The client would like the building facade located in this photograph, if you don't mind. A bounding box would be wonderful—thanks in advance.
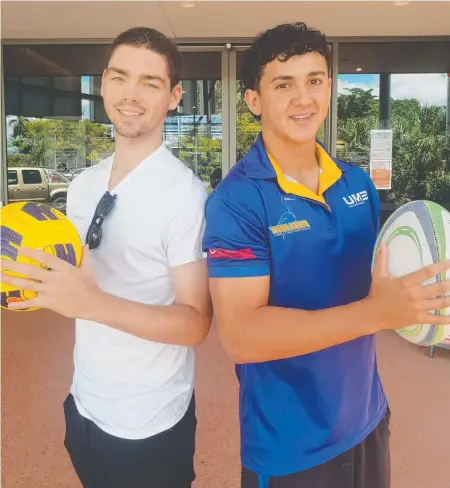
[1,1,450,218]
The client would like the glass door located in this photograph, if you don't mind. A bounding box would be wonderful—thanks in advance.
[164,49,225,193]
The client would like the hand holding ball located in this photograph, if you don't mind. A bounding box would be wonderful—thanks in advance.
[1,202,83,312]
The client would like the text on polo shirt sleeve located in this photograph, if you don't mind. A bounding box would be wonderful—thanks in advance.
[202,191,270,278]
[164,181,208,267]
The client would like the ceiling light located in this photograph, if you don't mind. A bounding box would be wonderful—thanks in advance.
[356,68,362,71]
[181,1,196,7]
[393,1,410,6]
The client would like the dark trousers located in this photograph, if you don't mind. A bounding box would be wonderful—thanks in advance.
[63,393,197,488]
[242,408,391,488]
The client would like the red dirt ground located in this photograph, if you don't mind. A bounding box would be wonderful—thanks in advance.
[2,309,449,488]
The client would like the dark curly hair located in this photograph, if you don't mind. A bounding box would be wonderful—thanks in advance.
[108,27,182,89]
[240,22,331,92]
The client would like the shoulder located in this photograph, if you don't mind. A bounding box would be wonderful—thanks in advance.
[207,158,265,214]
[157,146,196,182]
[158,147,208,213]
[66,158,112,218]
[68,157,111,195]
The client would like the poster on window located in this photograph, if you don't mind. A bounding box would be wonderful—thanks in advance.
[370,130,393,190]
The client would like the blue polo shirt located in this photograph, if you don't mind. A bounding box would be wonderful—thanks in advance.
[202,133,388,477]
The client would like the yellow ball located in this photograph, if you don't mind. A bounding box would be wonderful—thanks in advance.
[1,202,83,312]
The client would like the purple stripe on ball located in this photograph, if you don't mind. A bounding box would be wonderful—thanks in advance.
[54,244,77,266]
[1,226,23,260]
[22,203,58,221]
[1,290,22,308]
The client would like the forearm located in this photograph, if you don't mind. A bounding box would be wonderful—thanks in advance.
[83,290,210,346]
[222,298,379,363]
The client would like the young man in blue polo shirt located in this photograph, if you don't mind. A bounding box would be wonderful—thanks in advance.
[202,23,450,488]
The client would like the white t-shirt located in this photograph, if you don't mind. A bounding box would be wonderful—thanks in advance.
[66,144,207,440]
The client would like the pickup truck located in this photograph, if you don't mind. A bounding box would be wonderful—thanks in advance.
[7,167,70,213]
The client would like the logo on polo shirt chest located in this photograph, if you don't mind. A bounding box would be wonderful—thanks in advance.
[269,194,311,238]
[343,191,368,207]
[269,220,311,237]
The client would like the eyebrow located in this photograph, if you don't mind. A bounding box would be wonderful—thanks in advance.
[106,67,167,83]
[271,71,328,83]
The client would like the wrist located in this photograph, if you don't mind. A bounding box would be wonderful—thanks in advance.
[81,286,106,321]
[359,296,382,334]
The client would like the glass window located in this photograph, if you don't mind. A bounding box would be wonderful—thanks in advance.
[163,52,222,192]
[4,45,222,202]
[22,169,42,185]
[338,40,450,212]
[7,170,18,185]
[337,74,380,172]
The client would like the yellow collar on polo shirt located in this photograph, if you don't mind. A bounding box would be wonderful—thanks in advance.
[267,142,343,205]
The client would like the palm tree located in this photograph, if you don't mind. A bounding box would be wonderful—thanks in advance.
[8,116,29,139]
[392,104,448,202]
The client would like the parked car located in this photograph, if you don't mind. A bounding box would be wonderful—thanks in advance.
[7,167,70,213]
[64,167,87,181]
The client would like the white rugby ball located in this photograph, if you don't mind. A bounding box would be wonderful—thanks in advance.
[372,200,450,346]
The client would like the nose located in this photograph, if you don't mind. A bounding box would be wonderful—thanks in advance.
[291,86,312,106]
[121,80,141,103]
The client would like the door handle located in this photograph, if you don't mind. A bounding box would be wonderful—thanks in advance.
[10,188,19,192]
[36,186,45,190]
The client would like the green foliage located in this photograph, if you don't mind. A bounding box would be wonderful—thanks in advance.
[337,88,449,205]
[178,133,221,184]
[8,85,449,206]
[7,117,115,169]
[338,88,379,120]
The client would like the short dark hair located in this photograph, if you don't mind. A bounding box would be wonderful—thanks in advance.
[108,27,182,88]
[240,22,331,92]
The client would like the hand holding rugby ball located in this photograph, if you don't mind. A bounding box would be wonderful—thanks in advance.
[371,200,450,346]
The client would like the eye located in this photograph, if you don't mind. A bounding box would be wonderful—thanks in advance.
[309,78,323,85]
[276,83,290,89]
[111,76,124,82]
[145,83,159,89]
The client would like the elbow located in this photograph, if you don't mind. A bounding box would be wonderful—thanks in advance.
[226,348,248,364]
[226,346,255,364]
[216,319,257,364]
[221,337,255,364]
[189,315,212,346]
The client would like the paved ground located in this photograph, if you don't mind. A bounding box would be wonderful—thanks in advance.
[2,309,450,488]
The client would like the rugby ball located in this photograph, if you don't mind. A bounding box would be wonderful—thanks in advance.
[372,200,450,346]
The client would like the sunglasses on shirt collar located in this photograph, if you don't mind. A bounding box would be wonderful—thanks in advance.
[85,191,117,250]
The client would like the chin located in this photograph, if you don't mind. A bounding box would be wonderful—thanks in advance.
[285,132,318,145]
[274,123,318,146]
[113,123,146,139]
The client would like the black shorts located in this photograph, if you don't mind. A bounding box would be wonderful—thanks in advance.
[63,393,197,488]
[242,407,391,488]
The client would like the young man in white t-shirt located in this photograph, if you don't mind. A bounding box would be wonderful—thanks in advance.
[3,27,212,487]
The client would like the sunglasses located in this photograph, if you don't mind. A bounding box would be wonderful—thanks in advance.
[85,191,117,250]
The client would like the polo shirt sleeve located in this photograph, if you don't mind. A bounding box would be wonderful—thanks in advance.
[164,181,207,267]
[202,191,270,278]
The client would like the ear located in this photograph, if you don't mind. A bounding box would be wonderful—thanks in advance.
[169,84,183,111]
[245,89,262,118]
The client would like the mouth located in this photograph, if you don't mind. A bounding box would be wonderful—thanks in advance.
[290,113,314,121]
[117,109,144,118]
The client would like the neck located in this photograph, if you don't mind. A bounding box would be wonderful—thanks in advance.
[113,130,163,173]
[262,128,318,177]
